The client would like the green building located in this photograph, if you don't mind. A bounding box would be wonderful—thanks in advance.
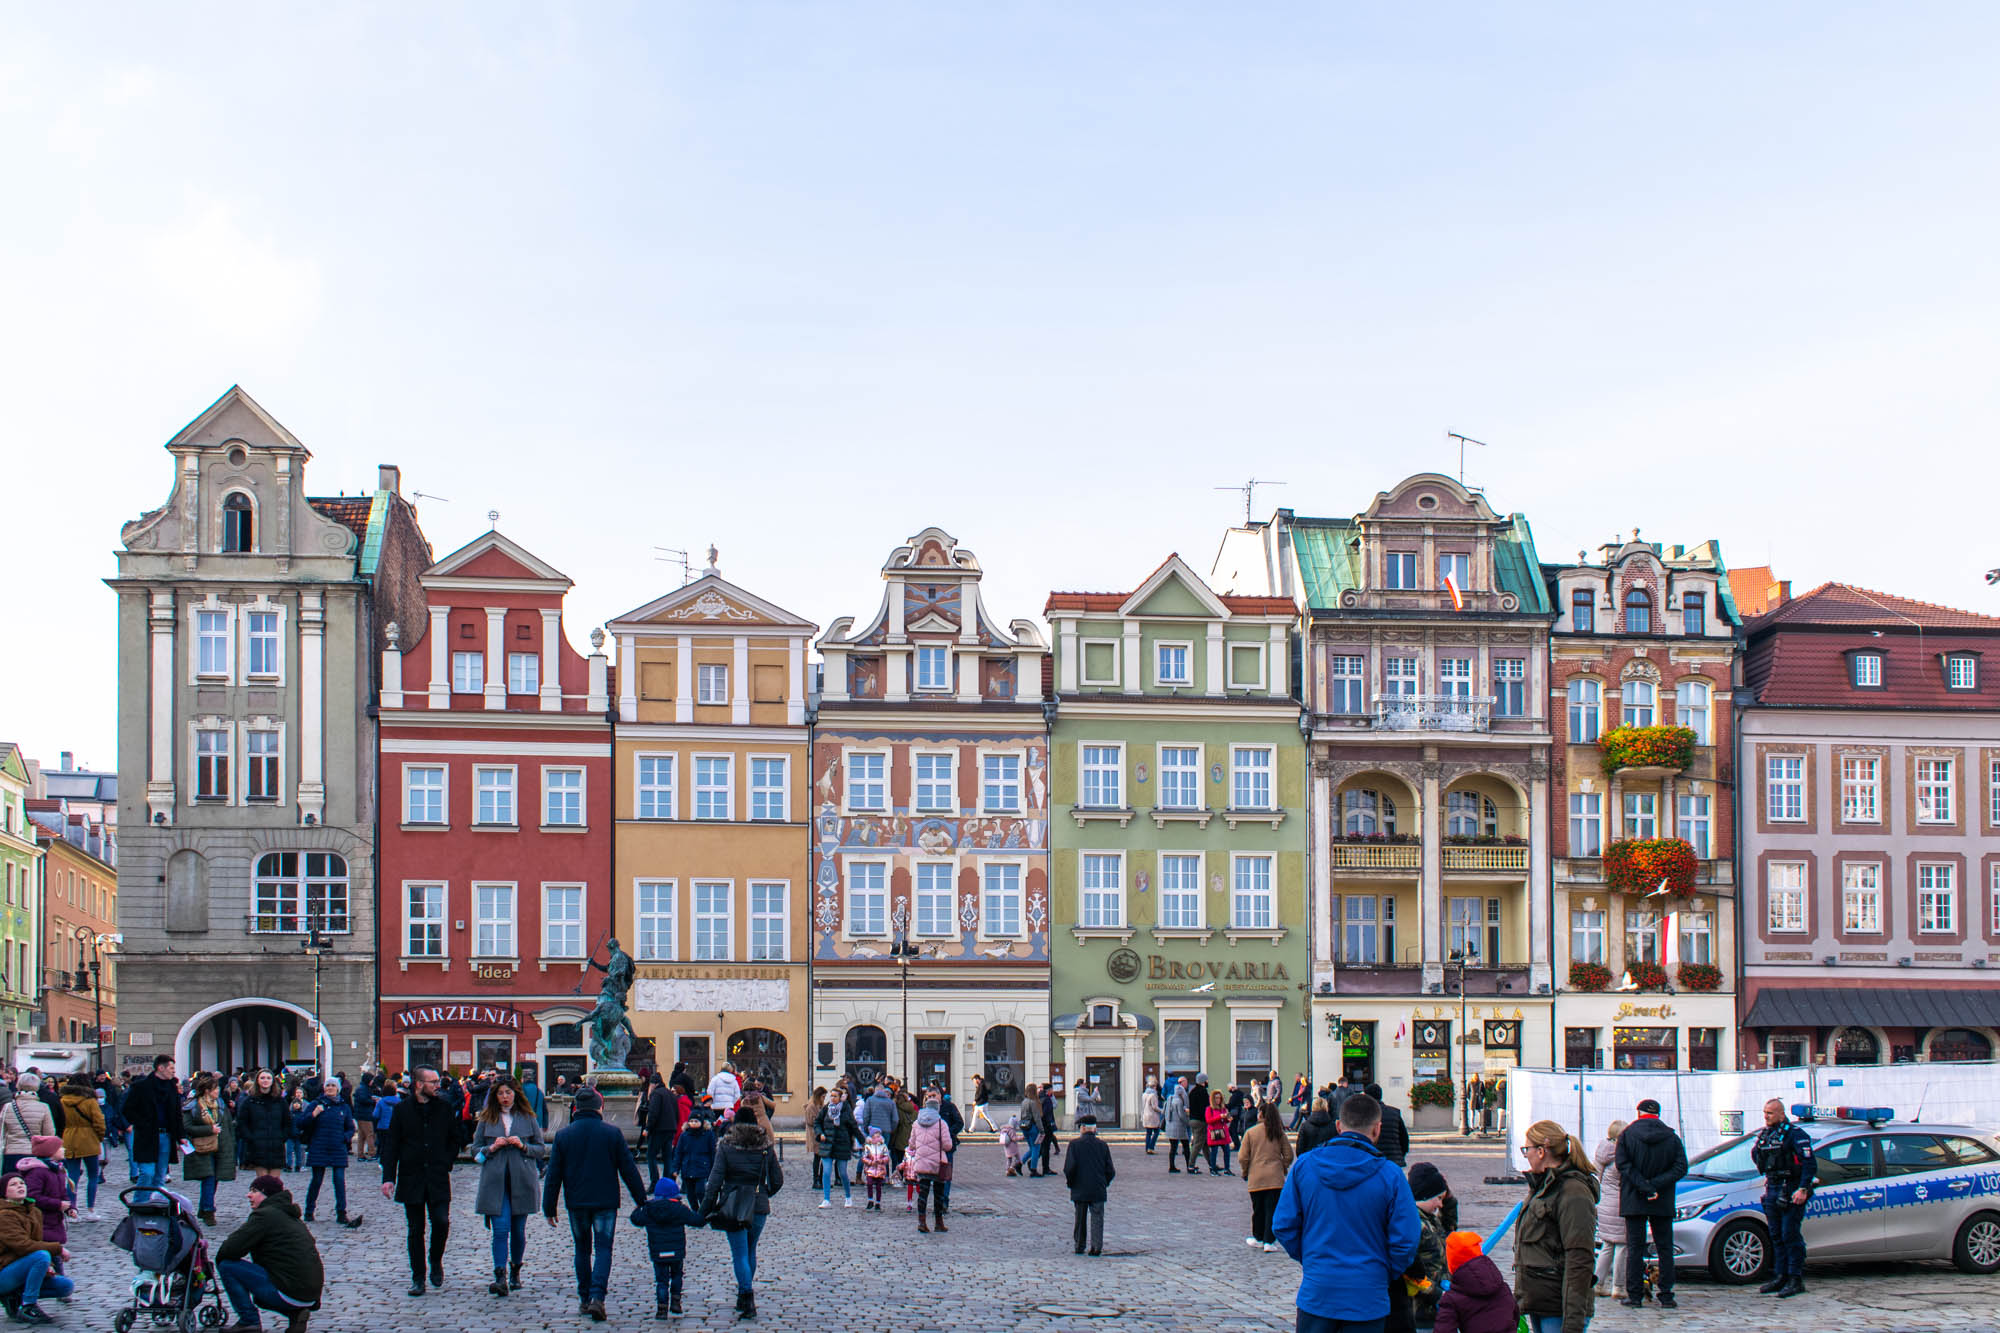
[1044,557,1306,1128]
[0,743,43,1063]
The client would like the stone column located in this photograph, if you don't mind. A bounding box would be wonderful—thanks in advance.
[1205,623,1224,696]
[146,591,176,824]
[787,636,806,725]
[618,634,638,721]
[427,606,449,710]
[297,591,326,826]
[484,608,506,710]
[1529,768,1552,992]
[732,635,750,724]
[540,609,562,711]
[1421,749,1443,991]
[675,635,693,722]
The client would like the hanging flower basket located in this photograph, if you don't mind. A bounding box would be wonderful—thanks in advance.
[1678,962,1723,992]
[1569,961,1612,992]
[1597,725,1697,774]
[1629,960,1670,991]
[1603,838,1700,897]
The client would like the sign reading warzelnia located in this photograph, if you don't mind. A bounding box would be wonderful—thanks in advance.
[1147,956,1289,981]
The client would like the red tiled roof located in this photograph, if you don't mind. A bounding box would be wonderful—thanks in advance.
[1043,590,1296,616]
[308,496,373,539]
[1750,582,2000,631]
[1745,628,2000,709]
[1220,595,1298,616]
[1729,566,1784,618]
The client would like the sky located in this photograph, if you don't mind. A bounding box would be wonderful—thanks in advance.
[4,3,1998,771]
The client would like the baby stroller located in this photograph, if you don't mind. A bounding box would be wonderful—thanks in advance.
[109,1186,227,1333]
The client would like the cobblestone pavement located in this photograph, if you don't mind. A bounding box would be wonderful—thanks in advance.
[47,1136,2000,1331]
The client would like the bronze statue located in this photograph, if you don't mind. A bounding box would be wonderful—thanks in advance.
[584,938,637,1070]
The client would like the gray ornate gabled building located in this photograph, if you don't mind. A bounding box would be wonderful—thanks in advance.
[108,387,429,1074]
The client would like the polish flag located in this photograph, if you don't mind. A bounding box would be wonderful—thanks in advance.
[1444,573,1465,611]
[1663,909,1680,972]
[1395,1021,1407,1041]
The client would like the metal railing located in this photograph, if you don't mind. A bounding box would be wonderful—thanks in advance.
[1373,693,1493,732]
[1442,845,1529,872]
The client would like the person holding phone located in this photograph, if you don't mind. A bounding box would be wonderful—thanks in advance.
[472,1079,546,1298]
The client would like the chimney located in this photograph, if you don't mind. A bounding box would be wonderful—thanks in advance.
[1770,580,1791,607]
[59,752,72,771]
[378,464,401,494]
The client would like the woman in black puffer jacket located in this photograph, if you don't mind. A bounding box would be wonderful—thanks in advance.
[702,1120,783,1320]
[1294,1097,1338,1157]
[235,1068,291,1176]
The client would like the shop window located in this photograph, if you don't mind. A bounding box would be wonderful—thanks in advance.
[844,1025,887,1095]
[405,1038,445,1073]
[1232,1019,1274,1087]
[1833,1027,1881,1065]
[1161,1019,1203,1086]
[474,1038,514,1075]
[1930,1028,1994,1063]
[1613,1025,1677,1071]
[983,1026,1025,1104]
[728,1028,789,1095]
[1689,1028,1720,1072]
[1767,1035,1809,1068]
[1564,1028,1601,1070]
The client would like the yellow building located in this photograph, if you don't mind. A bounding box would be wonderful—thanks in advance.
[608,555,815,1121]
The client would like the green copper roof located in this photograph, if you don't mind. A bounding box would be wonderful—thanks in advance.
[1498,514,1551,614]
[1290,514,1550,613]
[359,490,389,577]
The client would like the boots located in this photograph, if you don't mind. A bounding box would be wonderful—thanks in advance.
[918,1218,930,1233]
[933,1214,948,1232]
[198,1210,217,1227]
[509,1264,522,1291]
[489,1267,509,1298]
[670,1294,683,1316]
[337,1211,362,1229]
[1777,1277,1806,1298]
[740,1291,756,1320]
[1758,1275,1786,1294]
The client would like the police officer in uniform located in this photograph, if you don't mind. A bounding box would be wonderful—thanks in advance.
[1750,1098,1815,1297]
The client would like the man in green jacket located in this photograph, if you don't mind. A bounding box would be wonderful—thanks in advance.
[216,1175,324,1333]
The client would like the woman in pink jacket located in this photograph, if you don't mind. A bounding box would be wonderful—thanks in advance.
[905,1094,956,1235]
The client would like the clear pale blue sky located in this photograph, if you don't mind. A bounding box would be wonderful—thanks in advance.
[5,3,1997,768]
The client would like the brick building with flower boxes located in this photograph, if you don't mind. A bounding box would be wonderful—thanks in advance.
[1543,535,1742,1071]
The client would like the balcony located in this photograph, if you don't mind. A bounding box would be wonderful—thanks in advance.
[1442,845,1529,873]
[1374,694,1492,733]
[1327,843,1420,871]
[1328,965,1533,996]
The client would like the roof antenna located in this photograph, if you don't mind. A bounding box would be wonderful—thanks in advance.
[1216,478,1285,525]
[411,491,450,503]
[654,547,692,586]
[1447,432,1490,485]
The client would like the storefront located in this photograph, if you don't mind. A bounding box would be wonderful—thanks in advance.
[1558,996,1735,1072]
[634,962,809,1116]
[388,1003,530,1077]
[1310,996,1553,1103]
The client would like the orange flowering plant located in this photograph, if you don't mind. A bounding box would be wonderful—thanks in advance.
[1597,725,1696,774]
[1603,837,1699,897]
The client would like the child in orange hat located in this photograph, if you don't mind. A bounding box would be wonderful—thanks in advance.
[1432,1231,1518,1333]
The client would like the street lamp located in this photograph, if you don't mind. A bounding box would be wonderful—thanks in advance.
[62,930,118,1074]
[300,911,336,1077]
[1450,942,1479,1135]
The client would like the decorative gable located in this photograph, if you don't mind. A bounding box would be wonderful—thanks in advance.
[1119,555,1229,621]
[610,572,815,632]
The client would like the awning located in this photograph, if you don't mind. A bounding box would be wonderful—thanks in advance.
[1743,986,2000,1030]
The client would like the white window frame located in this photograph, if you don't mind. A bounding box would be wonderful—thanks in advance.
[1570,908,1606,965]
[246,727,282,803]
[403,882,446,960]
[452,651,485,695]
[507,651,540,695]
[1917,758,1955,824]
[195,726,231,801]
[635,753,677,821]
[245,608,282,679]
[1840,755,1880,823]
[692,753,734,821]
[914,643,952,692]
[1341,894,1383,965]
[1157,743,1204,811]
[1947,655,1978,690]
[1158,852,1204,930]
[1569,792,1602,857]
[1384,551,1418,590]
[979,859,1027,939]
[1078,743,1123,810]
[1676,793,1711,858]
[1383,656,1420,698]
[473,882,518,959]
[1226,641,1267,691]
[1229,745,1275,812]
[1623,792,1658,839]
[1437,551,1470,590]
[474,765,518,827]
[692,880,734,961]
[844,859,890,938]
[1991,757,2000,829]
[1675,679,1710,744]
[843,749,888,814]
[912,749,956,814]
[748,754,788,822]
[697,662,729,705]
[1853,653,1882,688]
[980,749,1023,814]
[1079,637,1121,687]
[195,606,233,680]
[542,766,585,828]
[748,881,787,961]
[1492,657,1526,717]
[1438,657,1473,700]
[1329,655,1366,715]
[1918,863,1957,934]
[1230,853,1275,930]
[1991,862,2000,938]
[1079,851,1124,929]
[1154,640,1193,687]
[635,879,678,961]
[404,763,448,826]
[1679,911,1715,964]
[541,883,586,960]
[1767,862,1808,933]
[1766,756,1805,823]
[912,860,956,937]
[1568,678,1601,742]
[1842,862,1882,933]
[1622,679,1656,728]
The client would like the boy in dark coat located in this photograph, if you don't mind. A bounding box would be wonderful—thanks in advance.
[629,1176,704,1319]
[668,1112,717,1206]
[1433,1231,1517,1333]
[1061,1115,1115,1257]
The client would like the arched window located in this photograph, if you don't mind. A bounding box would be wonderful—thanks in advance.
[727,1028,788,1095]
[222,493,254,553]
[983,1026,1025,1103]
[1567,679,1601,742]
[1342,789,1399,836]
[252,851,349,935]
[1832,1027,1880,1065]
[1446,791,1498,837]
[844,1025,887,1094]
[1622,680,1656,728]
[1624,588,1652,634]
[1675,680,1711,744]
[1929,1028,1993,1063]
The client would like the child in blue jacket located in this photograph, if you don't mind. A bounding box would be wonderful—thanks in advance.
[668,1111,717,1207]
[630,1176,705,1318]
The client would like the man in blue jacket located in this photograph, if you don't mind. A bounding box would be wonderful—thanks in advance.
[542,1087,650,1322]
[1273,1092,1421,1333]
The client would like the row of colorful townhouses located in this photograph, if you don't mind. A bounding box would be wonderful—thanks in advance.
[107,388,2000,1126]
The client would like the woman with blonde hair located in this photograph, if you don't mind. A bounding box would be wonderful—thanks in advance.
[1515,1119,1598,1333]
[1592,1119,1628,1298]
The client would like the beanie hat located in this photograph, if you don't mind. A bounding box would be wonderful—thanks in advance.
[1445,1230,1483,1274]
[573,1087,603,1113]
[250,1174,286,1197]
[1636,1098,1662,1115]
[652,1176,681,1200]
[1076,1114,1097,1127]
[28,1137,60,1159]
[1407,1161,1448,1202]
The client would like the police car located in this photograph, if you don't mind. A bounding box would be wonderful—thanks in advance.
[1670,1106,2000,1283]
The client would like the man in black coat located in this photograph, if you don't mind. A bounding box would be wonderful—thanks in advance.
[1367,1084,1409,1167]
[125,1054,185,1190]
[543,1087,649,1321]
[379,1067,458,1297]
[1062,1114,1116,1257]
[1614,1097,1689,1309]
[642,1078,679,1187]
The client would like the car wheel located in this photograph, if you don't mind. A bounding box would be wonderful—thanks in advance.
[1953,1211,2000,1274]
[1708,1217,1772,1284]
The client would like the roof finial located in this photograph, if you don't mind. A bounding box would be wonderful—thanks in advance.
[705,544,720,578]
[487,509,500,530]
[1632,525,1642,541]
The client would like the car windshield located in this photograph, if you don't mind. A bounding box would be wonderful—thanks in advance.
[1685,1134,1760,1183]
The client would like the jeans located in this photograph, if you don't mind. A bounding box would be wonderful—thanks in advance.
[1625,1213,1673,1296]
[1527,1318,1580,1333]
[404,1197,449,1282]
[64,1156,101,1210]
[0,1252,73,1307]
[1206,1142,1231,1172]
[217,1259,307,1328]
[725,1212,766,1294]
[1289,1105,1306,1130]
[567,1207,617,1301]
[822,1157,850,1203]
[284,1138,303,1171]
[1295,1312,1385,1333]
[1072,1200,1104,1252]
[199,1174,218,1213]
[304,1165,346,1217]
[131,1133,174,1190]
[1764,1197,1807,1277]
[651,1256,683,1303]
[1144,1128,1160,1151]
[490,1195,527,1269]
[1023,1129,1041,1173]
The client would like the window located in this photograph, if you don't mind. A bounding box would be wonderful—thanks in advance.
[846,862,887,936]
[252,852,350,935]
[247,611,279,676]
[544,885,584,958]
[914,862,955,936]
[1679,911,1714,964]
[694,756,733,820]
[1438,657,1472,700]
[1159,746,1202,810]
[475,883,515,957]
[982,863,1023,936]
[1341,896,1381,964]
[222,492,254,552]
[1840,756,1880,822]
[1080,854,1123,928]
[1570,910,1605,965]
[1233,1019,1274,1087]
[195,728,230,800]
[913,752,955,813]
[1676,794,1711,857]
[1329,656,1366,714]
[247,730,280,801]
[1493,658,1526,716]
[982,753,1022,813]
[1567,679,1601,742]
[1155,642,1191,686]
[1159,854,1202,929]
[1768,862,1807,932]
[1622,680,1656,728]
[1623,792,1657,839]
[1917,758,1954,823]
[636,881,676,960]
[1385,552,1418,589]
[1991,757,2000,828]
[1230,855,1274,929]
[1681,592,1705,635]
[1918,864,1956,934]
[1569,793,1602,856]
[1343,788,1398,836]
[1231,746,1274,810]
[915,644,950,691]
[636,756,675,820]
[197,610,230,677]
[748,882,786,960]
[1449,897,1483,961]
[1447,791,1495,837]
[1571,590,1594,633]
[749,757,786,821]
[1675,680,1710,743]
[1383,657,1419,698]
[729,1026,789,1095]
[475,767,516,825]
[1880,1135,1956,1177]
[1852,653,1883,688]
[1228,643,1265,689]
[1624,588,1652,633]
[1625,909,1661,963]
[1993,863,2000,938]
[1946,655,1978,690]
[1843,863,1882,932]
[845,752,885,812]
[1766,756,1804,822]
[1079,746,1122,809]
[1437,552,1469,591]
[508,652,539,695]
[697,663,729,704]
[544,768,583,826]
[404,884,444,958]
[452,651,484,694]
[693,882,733,960]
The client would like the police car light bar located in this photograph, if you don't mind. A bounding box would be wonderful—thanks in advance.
[1791,1104,1894,1125]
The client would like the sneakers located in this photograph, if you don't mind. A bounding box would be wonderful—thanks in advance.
[656,1305,671,1322]
[1245,1236,1260,1246]
[818,1200,831,1209]
[220,1322,262,1333]
[670,1294,683,1316]
[1262,1243,1279,1254]
[14,1306,50,1326]
[843,1197,854,1207]
[1658,1294,1677,1309]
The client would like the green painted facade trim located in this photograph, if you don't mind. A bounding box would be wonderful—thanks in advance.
[0,746,43,1048]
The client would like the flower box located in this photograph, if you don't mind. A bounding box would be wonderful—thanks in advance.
[1410,1077,1456,1109]
[1569,961,1611,992]
[1678,962,1723,992]
[1629,960,1670,991]
[1603,838,1699,898]
[1597,725,1697,774]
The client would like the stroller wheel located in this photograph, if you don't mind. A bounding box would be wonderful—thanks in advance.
[198,1303,226,1327]
[113,1312,136,1333]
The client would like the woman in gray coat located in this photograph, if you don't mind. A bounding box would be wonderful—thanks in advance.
[1162,1079,1194,1175]
[472,1078,547,1297]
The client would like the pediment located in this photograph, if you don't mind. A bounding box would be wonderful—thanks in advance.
[1365,473,1495,523]
[427,530,571,586]
[1120,554,1229,620]
[610,574,816,631]
[167,385,307,455]
[907,612,960,634]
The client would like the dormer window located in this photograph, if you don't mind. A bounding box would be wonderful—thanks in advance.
[1571,589,1594,633]
[1624,588,1652,634]
[915,643,951,692]
[1852,653,1883,688]
[222,493,254,553]
[1090,1004,1116,1027]
[1385,552,1418,589]
[1681,592,1705,636]
[1946,654,1978,691]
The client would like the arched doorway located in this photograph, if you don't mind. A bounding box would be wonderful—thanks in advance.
[1928,1028,1994,1063]
[983,1025,1025,1104]
[177,997,332,1076]
[1832,1026,1881,1065]
[844,1025,887,1093]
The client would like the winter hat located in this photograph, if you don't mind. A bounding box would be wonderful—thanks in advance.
[28,1137,60,1159]
[652,1177,681,1200]
[1636,1098,1662,1115]
[1445,1230,1483,1274]
[1407,1162,1448,1202]
[867,1127,884,1139]
[1076,1114,1098,1127]
[573,1087,603,1113]
[250,1174,286,1197]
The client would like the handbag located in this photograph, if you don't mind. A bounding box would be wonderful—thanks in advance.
[187,1105,220,1156]
[936,1158,953,1182]
[715,1182,757,1227]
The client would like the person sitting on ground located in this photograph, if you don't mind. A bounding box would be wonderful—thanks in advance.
[1433,1231,1517,1333]
[0,1172,71,1324]
[629,1176,704,1319]
[215,1175,322,1333]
